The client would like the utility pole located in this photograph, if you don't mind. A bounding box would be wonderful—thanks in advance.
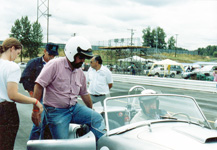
[37,0,51,43]
[175,34,178,57]
[128,29,136,46]
[155,30,158,51]
[71,33,76,37]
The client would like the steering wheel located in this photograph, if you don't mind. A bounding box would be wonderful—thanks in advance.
[171,113,191,122]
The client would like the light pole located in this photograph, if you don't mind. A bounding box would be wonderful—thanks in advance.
[71,33,76,37]
[155,30,158,51]
[175,34,178,57]
[128,29,136,46]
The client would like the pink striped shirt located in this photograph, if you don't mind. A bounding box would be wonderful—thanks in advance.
[36,57,88,108]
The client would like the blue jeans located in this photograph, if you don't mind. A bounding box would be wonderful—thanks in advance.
[44,103,105,140]
[29,106,47,140]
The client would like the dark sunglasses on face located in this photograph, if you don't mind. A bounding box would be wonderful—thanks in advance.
[78,54,86,60]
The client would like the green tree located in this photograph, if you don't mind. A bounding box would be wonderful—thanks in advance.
[213,51,217,57]
[167,36,176,49]
[156,27,166,49]
[10,16,43,60]
[142,26,152,47]
[142,26,166,49]
[197,45,217,56]
[29,21,43,58]
[151,29,156,48]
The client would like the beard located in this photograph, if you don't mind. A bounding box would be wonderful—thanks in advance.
[71,61,83,69]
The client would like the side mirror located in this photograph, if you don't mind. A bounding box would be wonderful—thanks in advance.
[214,120,217,129]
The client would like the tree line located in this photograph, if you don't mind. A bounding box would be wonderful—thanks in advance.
[142,26,217,57]
[197,45,217,57]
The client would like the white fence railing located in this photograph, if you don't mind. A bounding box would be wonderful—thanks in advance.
[111,74,217,93]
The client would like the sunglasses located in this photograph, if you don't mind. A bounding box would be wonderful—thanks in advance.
[78,54,86,60]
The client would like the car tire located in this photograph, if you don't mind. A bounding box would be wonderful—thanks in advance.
[170,73,175,78]
[155,73,160,77]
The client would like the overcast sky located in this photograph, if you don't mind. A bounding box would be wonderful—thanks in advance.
[0,0,216,50]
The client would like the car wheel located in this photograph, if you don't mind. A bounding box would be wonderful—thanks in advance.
[170,73,175,78]
[155,73,160,77]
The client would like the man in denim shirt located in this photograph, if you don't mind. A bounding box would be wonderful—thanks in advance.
[20,43,59,140]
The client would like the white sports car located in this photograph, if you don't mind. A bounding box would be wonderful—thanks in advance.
[27,86,217,150]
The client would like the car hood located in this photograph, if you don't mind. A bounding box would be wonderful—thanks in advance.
[137,123,217,150]
[99,122,217,150]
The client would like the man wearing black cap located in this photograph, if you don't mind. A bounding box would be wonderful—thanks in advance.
[20,43,59,140]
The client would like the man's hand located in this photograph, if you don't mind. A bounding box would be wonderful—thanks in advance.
[81,94,93,109]
[31,111,41,126]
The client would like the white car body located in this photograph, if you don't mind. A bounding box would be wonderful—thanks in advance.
[27,86,217,150]
[193,65,217,76]
[146,67,176,77]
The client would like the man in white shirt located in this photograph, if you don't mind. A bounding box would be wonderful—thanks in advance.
[87,55,113,106]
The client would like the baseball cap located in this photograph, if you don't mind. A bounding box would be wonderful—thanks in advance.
[46,43,59,56]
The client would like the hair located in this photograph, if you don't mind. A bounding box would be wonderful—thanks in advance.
[94,55,102,64]
[0,37,22,54]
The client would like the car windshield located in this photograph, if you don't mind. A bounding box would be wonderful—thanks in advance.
[92,94,211,135]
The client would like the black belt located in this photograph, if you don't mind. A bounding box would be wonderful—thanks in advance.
[91,94,105,97]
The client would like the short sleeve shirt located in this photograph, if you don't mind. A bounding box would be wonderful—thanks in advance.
[87,65,113,95]
[0,59,21,102]
[35,57,88,108]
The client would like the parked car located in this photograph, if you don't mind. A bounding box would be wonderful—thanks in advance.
[181,65,201,79]
[194,65,217,76]
[170,65,183,74]
[146,67,176,78]
[27,86,217,150]
[182,65,217,80]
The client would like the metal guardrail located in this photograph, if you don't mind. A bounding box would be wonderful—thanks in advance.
[111,74,217,93]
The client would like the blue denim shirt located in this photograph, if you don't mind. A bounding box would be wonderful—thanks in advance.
[20,56,44,92]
